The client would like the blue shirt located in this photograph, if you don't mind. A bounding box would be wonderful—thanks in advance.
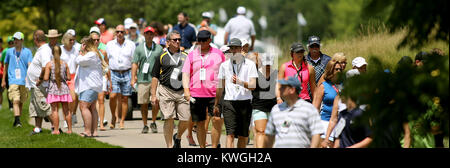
[320,80,338,121]
[173,23,196,49]
[5,47,33,85]
[306,52,331,84]
[338,108,372,148]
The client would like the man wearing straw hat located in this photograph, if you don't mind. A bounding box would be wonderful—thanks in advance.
[46,29,62,48]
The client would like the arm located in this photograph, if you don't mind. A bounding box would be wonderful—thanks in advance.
[264,135,275,148]
[312,83,324,113]
[224,32,229,46]
[43,62,51,81]
[308,65,316,100]
[150,77,159,105]
[213,79,225,116]
[131,63,138,88]
[235,77,256,91]
[250,35,256,51]
[347,137,373,148]
[310,134,321,148]
[276,63,286,104]
[402,122,411,148]
[321,95,340,148]
[76,52,97,67]
[182,72,191,101]
[1,63,7,88]
[65,62,71,81]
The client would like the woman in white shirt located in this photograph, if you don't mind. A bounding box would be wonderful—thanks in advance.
[61,32,79,127]
[75,37,106,137]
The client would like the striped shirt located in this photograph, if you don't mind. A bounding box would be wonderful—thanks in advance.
[265,99,323,148]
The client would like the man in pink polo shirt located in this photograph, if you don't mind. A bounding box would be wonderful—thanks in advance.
[182,30,225,148]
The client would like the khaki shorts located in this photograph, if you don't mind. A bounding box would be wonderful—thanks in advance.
[158,84,190,121]
[29,87,52,118]
[137,82,151,104]
[8,84,28,103]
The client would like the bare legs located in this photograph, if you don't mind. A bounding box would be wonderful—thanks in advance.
[80,100,98,136]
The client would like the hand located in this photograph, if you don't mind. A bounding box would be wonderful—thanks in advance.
[1,80,5,88]
[184,93,191,102]
[321,139,331,148]
[108,80,113,93]
[277,98,283,104]
[130,79,136,88]
[213,105,220,117]
[36,79,42,87]
[249,45,254,52]
[151,95,158,106]
[180,47,185,51]
[232,75,240,85]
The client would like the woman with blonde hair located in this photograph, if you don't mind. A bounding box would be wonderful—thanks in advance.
[43,45,73,134]
[60,32,79,128]
[312,59,344,145]
[75,37,107,137]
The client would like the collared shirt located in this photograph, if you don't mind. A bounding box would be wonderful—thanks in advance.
[283,60,311,100]
[5,47,33,85]
[173,23,197,49]
[265,99,323,148]
[151,50,188,91]
[132,41,163,83]
[224,15,256,43]
[26,44,53,89]
[182,47,225,98]
[125,34,145,47]
[217,58,258,101]
[305,52,331,84]
[106,39,136,71]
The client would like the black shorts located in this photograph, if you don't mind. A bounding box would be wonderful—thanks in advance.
[190,97,215,122]
[222,100,252,137]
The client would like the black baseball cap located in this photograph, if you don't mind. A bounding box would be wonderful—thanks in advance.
[197,30,211,39]
[308,36,321,46]
[290,42,305,53]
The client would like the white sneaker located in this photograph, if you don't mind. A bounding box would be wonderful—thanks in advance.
[63,121,68,128]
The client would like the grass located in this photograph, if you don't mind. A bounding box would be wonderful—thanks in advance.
[0,92,121,148]
[276,28,449,71]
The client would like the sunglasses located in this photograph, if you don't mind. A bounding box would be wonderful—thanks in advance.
[116,31,125,34]
[170,38,182,42]
[92,39,100,42]
[334,68,343,72]
[197,38,209,42]
[309,44,320,48]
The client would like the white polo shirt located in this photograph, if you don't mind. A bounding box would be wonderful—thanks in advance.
[106,39,136,71]
[224,15,256,42]
[218,57,258,101]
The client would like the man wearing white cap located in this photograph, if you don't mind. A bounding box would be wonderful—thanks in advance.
[2,32,33,128]
[197,12,218,39]
[351,57,367,73]
[125,23,145,47]
[224,6,256,51]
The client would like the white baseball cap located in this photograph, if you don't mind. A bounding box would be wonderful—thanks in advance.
[237,6,246,15]
[220,45,230,53]
[89,26,101,34]
[346,69,360,78]
[129,23,138,29]
[124,18,134,29]
[66,29,76,36]
[240,39,249,47]
[352,57,367,68]
[202,12,212,19]
[13,32,24,40]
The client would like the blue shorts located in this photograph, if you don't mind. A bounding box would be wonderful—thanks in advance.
[79,89,99,103]
[111,70,132,96]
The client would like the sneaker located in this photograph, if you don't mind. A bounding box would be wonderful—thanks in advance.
[150,123,158,133]
[217,144,221,148]
[15,123,22,128]
[29,128,42,136]
[103,120,108,127]
[173,133,181,148]
[142,125,149,134]
[187,135,196,146]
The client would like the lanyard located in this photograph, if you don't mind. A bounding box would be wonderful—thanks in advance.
[167,51,180,65]
[144,43,154,60]
[231,58,244,76]
[14,48,22,67]
[292,60,303,83]
[332,84,340,94]
[200,53,210,68]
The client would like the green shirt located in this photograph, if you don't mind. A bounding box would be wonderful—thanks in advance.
[132,41,163,83]
[98,42,106,51]
[1,47,9,63]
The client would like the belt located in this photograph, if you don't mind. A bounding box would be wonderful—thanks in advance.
[112,69,131,74]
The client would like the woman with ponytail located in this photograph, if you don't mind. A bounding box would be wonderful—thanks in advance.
[43,45,73,134]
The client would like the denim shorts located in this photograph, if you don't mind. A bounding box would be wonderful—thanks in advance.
[79,89,99,103]
[111,70,132,96]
